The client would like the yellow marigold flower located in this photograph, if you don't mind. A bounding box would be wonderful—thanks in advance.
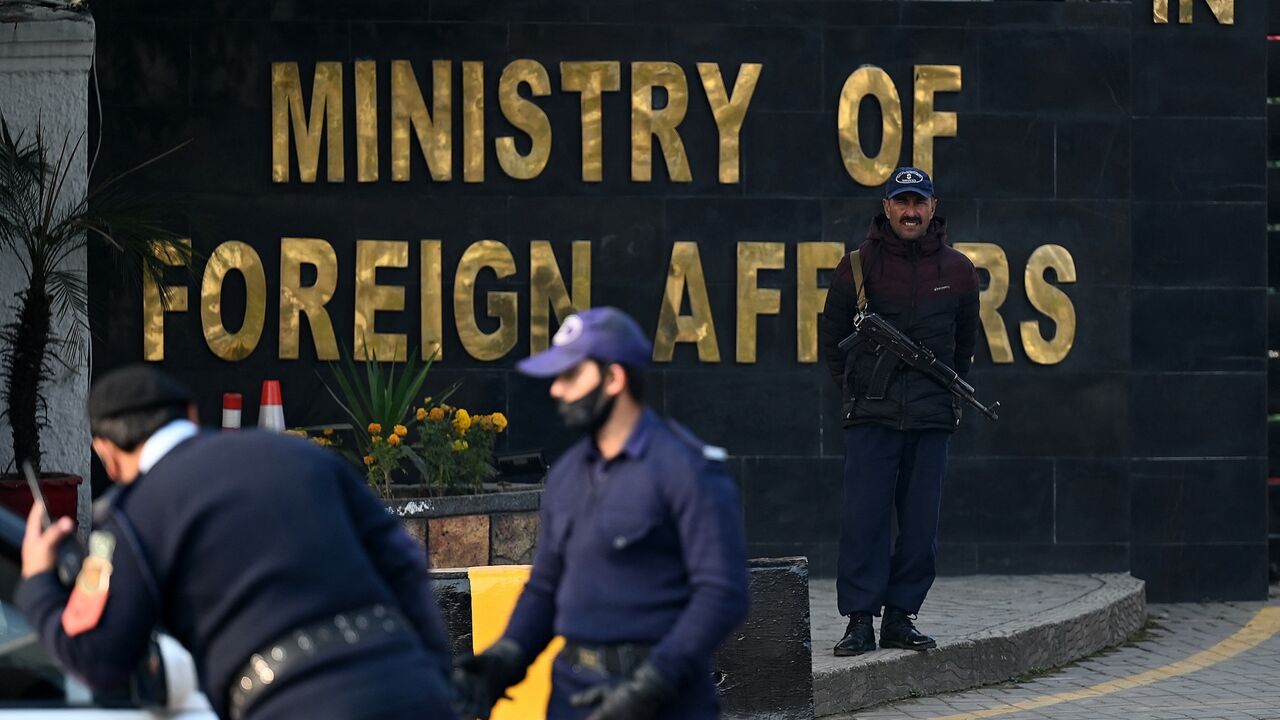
[394,424,408,437]
[452,439,468,452]
[479,416,494,431]
[387,434,401,447]
[372,435,383,445]
[363,455,375,466]
[428,407,445,422]
[415,408,427,422]
[423,396,433,405]
[323,427,335,437]
[491,412,508,432]
[367,422,382,435]
[284,429,307,438]
[453,409,472,435]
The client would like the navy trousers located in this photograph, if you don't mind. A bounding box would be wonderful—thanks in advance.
[837,425,950,617]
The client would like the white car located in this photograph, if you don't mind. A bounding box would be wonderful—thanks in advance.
[0,511,215,718]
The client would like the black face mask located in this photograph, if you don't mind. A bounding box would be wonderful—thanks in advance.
[556,377,617,435]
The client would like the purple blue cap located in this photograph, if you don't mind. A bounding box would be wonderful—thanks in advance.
[516,307,653,378]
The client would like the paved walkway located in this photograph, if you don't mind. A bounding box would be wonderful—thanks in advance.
[811,574,1147,715]
[827,591,1280,720]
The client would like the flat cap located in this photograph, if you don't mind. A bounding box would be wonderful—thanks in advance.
[87,364,194,423]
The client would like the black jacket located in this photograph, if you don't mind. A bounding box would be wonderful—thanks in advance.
[819,215,981,431]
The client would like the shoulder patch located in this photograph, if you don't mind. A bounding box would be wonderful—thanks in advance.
[62,531,115,636]
[703,445,729,462]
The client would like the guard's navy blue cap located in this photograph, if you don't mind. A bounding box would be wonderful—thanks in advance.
[88,364,194,423]
[517,307,652,378]
[884,166,934,199]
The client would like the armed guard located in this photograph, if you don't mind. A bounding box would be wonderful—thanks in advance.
[819,167,981,656]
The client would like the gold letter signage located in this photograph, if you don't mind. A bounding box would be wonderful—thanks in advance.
[272,62,344,183]
[1153,0,1232,23]
[142,239,191,362]
[279,238,340,361]
[354,239,409,361]
[150,238,1076,366]
[654,242,720,362]
[201,241,267,362]
[912,66,961,179]
[455,241,519,361]
[837,66,902,186]
[157,56,1084,370]
[498,60,553,180]
[697,63,762,185]
[631,62,693,183]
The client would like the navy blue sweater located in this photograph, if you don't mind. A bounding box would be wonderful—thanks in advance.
[501,409,750,690]
[16,431,453,718]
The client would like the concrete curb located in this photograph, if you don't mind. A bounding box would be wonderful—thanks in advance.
[814,574,1146,716]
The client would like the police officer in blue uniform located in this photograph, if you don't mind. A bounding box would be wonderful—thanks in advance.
[17,365,458,720]
[452,307,750,720]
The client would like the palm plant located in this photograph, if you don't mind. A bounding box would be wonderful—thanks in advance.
[0,118,189,474]
[319,343,460,497]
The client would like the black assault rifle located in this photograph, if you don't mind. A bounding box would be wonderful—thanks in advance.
[838,311,1000,421]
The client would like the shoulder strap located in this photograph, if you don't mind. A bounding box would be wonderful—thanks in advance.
[848,250,867,312]
[664,417,729,463]
[103,506,163,605]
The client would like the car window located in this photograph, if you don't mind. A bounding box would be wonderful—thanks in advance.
[0,558,92,706]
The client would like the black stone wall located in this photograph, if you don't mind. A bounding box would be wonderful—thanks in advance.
[1124,0,1268,601]
[1267,16,1280,584]
[84,0,1268,601]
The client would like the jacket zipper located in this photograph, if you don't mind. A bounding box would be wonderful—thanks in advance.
[902,242,919,430]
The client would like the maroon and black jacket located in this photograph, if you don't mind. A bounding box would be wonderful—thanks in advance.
[819,214,981,432]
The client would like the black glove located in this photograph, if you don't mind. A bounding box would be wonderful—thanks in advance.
[568,662,675,720]
[451,638,528,720]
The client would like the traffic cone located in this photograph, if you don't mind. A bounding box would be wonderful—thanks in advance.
[222,393,242,431]
[258,380,286,432]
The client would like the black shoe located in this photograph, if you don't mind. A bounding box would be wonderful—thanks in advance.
[833,613,876,656]
[880,604,942,650]
[879,607,936,650]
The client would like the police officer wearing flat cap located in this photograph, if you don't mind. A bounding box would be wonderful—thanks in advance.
[16,364,458,720]
[452,307,750,720]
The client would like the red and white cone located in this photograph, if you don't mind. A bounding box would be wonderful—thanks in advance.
[221,393,242,431]
[258,380,286,432]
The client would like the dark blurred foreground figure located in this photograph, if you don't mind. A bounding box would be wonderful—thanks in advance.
[17,364,458,720]
[819,167,980,656]
[452,307,750,720]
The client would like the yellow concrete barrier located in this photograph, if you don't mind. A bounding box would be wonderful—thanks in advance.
[468,565,565,720]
